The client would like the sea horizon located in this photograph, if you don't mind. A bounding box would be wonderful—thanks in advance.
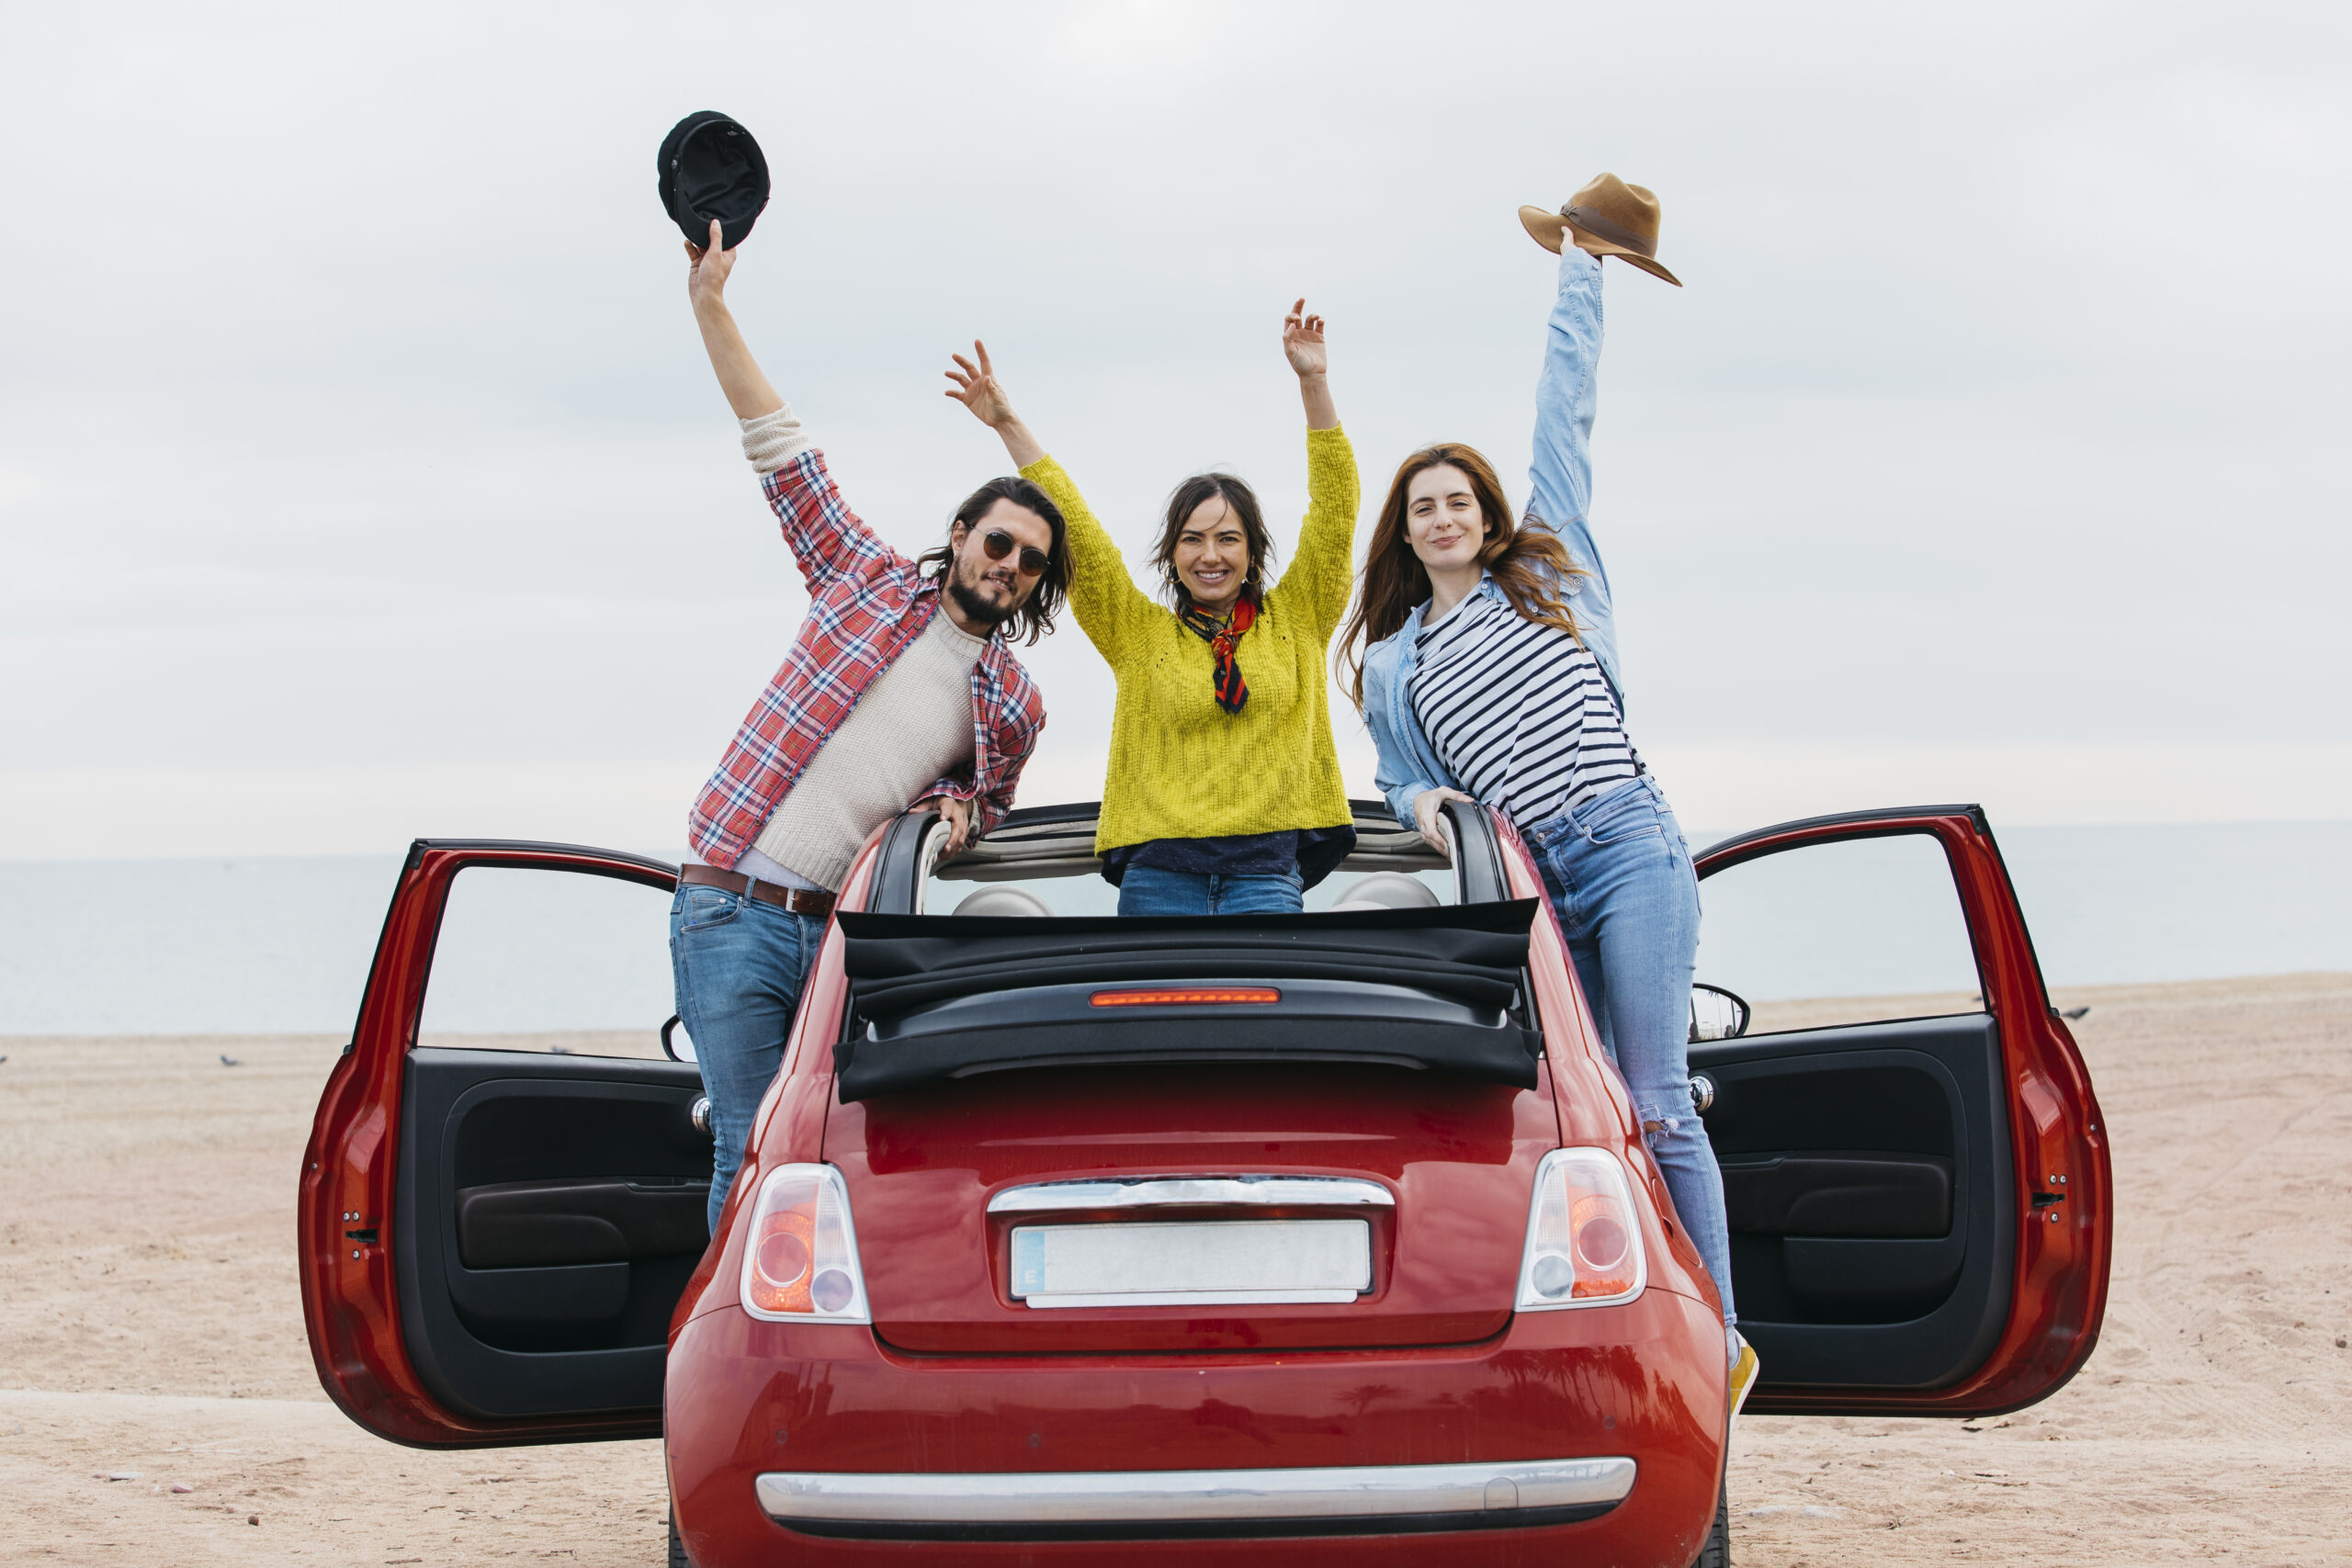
[3,820,2346,1037]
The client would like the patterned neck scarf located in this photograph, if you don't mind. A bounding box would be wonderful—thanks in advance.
[1179,596,1256,715]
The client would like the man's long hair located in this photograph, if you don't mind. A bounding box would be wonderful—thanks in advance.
[1335,443,1587,708]
[917,476,1070,647]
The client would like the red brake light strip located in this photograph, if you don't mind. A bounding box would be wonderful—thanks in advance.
[1091,987,1282,1008]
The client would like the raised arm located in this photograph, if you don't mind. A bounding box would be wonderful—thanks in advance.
[686,220,895,589]
[944,341,1151,659]
[1268,300,1361,639]
[1525,248,1602,535]
[1523,247,1624,700]
[687,220,782,419]
[1287,297,1338,433]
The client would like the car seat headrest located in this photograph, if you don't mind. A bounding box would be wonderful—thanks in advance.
[1335,872,1442,910]
[950,886,1053,918]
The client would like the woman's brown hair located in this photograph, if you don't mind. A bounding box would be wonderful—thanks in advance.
[1335,443,1587,708]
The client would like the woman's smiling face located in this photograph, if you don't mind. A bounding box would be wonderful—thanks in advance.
[1173,494,1250,612]
[1404,463,1487,574]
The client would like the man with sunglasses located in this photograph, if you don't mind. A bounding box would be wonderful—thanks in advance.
[673,220,1069,1226]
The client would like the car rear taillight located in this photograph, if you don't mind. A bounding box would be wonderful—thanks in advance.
[1515,1147,1647,1311]
[1090,987,1283,1007]
[739,1164,871,1324]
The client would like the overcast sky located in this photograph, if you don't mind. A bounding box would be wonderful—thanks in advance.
[3,0,2346,858]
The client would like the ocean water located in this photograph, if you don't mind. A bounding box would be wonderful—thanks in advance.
[0,823,2346,1037]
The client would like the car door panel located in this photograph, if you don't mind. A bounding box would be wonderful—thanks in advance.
[398,1056,709,1415]
[1722,1156,1953,1238]
[446,1258,627,1328]
[300,840,693,1447]
[455,1180,709,1269]
[1691,807,2110,1416]
[1695,1024,2012,1387]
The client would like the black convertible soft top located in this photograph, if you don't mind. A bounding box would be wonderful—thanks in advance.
[831,900,1543,1101]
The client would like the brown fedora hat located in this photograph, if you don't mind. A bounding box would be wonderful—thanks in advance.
[1518,172,1681,287]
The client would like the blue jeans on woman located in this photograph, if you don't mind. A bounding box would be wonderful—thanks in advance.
[1116,864,1305,917]
[669,883,825,1231]
[1525,775,1735,1334]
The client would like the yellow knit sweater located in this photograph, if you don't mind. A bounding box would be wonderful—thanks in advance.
[1022,426,1361,858]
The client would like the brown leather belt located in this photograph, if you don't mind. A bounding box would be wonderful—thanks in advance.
[679,863,836,919]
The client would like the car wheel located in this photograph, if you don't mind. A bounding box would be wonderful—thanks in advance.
[667,1508,691,1568]
[1687,1481,1730,1567]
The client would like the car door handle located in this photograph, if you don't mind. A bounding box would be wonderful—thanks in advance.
[690,1096,715,1138]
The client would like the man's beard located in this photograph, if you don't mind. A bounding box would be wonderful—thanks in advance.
[946,563,1016,629]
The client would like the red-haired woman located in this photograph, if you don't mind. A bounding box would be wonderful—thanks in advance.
[1338,182,1751,1392]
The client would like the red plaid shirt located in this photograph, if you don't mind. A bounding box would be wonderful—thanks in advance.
[687,448,1046,870]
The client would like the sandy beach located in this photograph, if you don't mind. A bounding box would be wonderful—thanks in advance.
[4,973,2347,1565]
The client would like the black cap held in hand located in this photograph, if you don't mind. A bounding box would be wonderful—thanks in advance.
[657,111,771,251]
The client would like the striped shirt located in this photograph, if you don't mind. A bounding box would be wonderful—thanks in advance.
[1408,588,1641,836]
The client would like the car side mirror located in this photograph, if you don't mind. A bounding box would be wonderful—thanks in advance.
[1689,983,1750,1043]
[661,1014,697,1064]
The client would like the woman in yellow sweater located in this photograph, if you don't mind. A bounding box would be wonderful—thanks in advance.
[945,301,1360,915]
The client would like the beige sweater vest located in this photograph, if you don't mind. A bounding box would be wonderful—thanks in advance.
[751,611,983,890]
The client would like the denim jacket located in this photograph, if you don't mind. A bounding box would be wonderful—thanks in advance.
[1364,249,1626,827]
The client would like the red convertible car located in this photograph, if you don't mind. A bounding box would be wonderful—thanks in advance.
[300,799,2110,1566]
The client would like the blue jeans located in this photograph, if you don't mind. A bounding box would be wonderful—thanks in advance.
[668,884,824,1231]
[1525,776,1734,1331]
[1116,864,1305,917]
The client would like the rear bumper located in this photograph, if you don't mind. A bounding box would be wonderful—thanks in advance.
[754,1456,1635,1540]
[667,1285,1723,1567]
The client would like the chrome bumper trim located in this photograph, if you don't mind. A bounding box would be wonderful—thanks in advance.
[1017,1288,1363,1308]
[756,1457,1635,1535]
[988,1176,1394,1213]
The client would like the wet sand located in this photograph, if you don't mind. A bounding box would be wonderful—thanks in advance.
[3,974,2347,1564]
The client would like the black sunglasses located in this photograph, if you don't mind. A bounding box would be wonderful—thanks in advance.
[981,528,1051,578]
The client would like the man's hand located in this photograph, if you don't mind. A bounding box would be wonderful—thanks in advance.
[1412,786,1475,855]
[944,341,1017,430]
[933,794,977,858]
[686,218,737,315]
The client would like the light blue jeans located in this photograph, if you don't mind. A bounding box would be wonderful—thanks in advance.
[668,884,825,1231]
[1525,775,1734,1332]
[1116,865,1305,917]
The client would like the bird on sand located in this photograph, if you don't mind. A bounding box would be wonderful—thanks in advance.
[219,1053,241,1066]
[2059,1006,2090,1021]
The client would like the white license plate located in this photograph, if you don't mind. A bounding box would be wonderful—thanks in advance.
[1010,1219,1371,1308]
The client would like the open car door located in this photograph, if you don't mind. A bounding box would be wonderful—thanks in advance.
[300,840,705,1447]
[1688,806,2111,1416]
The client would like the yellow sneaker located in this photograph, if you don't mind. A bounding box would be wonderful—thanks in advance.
[1727,1330,1760,1428]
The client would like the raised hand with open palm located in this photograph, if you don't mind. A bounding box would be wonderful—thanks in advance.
[1283,299,1338,430]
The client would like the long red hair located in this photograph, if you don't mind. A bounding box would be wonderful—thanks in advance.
[1336,443,1587,709]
